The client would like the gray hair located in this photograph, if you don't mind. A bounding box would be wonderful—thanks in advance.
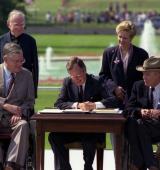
[7,9,25,25]
[3,42,23,59]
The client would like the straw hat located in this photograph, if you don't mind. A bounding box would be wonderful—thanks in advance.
[136,56,160,72]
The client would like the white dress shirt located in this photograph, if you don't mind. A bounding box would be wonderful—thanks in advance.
[72,83,105,109]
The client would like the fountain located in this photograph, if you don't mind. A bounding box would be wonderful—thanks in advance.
[139,20,158,56]
[39,47,101,81]
[46,47,53,69]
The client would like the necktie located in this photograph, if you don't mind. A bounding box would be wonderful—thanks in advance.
[149,87,155,108]
[7,73,15,96]
[78,85,83,102]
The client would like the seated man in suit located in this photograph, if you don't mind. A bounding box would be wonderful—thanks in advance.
[125,56,160,170]
[0,42,35,170]
[49,57,120,170]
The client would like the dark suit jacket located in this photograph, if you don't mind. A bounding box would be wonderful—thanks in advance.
[0,32,39,97]
[124,80,151,118]
[55,74,120,109]
[99,45,149,99]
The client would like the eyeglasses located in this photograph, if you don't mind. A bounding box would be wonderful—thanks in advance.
[10,58,25,64]
[70,74,83,79]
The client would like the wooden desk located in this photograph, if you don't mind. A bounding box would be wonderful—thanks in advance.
[32,112,126,170]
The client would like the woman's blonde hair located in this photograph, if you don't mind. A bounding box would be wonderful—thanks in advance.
[116,20,136,39]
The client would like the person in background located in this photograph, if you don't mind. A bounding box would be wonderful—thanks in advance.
[0,42,35,170]
[49,56,120,170]
[125,56,160,170]
[99,20,149,109]
[0,9,39,98]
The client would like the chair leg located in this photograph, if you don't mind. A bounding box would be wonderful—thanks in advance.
[97,148,103,170]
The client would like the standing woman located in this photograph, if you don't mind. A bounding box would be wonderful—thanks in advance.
[99,20,149,108]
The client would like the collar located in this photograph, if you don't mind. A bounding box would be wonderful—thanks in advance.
[119,44,133,57]
[3,64,11,78]
[3,64,16,78]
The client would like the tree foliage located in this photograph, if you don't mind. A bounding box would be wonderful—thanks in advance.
[0,0,25,34]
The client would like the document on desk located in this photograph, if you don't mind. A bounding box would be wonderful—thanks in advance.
[63,109,121,114]
[38,109,64,114]
[38,108,122,114]
[63,109,90,113]
[92,108,122,114]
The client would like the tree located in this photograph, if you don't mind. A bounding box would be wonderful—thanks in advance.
[0,0,25,34]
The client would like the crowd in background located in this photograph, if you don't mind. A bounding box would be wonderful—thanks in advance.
[45,2,160,29]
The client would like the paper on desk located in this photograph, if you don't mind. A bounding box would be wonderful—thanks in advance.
[38,108,122,114]
[38,108,63,114]
[92,108,122,114]
[63,109,90,113]
[64,109,121,114]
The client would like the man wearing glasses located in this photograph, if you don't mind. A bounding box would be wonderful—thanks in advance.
[0,42,35,170]
[49,57,120,170]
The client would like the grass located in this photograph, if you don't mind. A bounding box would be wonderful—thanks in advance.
[35,90,58,111]
[33,34,160,56]
[67,0,160,13]
[35,90,59,149]
[26,0,61,23]
[26,0,160,24]
[34,34,116,55]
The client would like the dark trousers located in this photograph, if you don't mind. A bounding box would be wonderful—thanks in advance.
[48,132,104,170]
[126,117,160,169]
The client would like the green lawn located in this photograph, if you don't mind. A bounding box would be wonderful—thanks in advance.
[35,90,59,149]
[33,34,116,55]
[67,0,160,13]
[33,34,160,56]
[26,0,160,24]
[26,0,61,24]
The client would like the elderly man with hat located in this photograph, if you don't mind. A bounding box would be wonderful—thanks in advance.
[124,56,160,170]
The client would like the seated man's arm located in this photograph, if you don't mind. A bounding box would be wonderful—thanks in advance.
[124,81,143,118]
[19,73,35,118]
[54,78,75,109]
[98,80,121,108]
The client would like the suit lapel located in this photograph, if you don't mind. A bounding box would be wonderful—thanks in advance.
[112,47,125,81]
[126,47,133,73]
[0,64,5,97]
[141,85,150,108]
[71,81,79,101]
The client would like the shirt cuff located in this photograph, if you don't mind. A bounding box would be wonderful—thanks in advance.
[95,102,106,109]
[72,102,79,109]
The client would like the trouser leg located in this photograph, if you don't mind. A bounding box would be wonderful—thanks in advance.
[6,120,29,167]
[137,119,159,168]
[48,132,72,170]
[82,134,97,170]
[0,143,4,165]
[28,120,36,169]
[126,117,144,167]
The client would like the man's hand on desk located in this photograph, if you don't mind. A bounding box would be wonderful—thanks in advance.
[78,102,96,111]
